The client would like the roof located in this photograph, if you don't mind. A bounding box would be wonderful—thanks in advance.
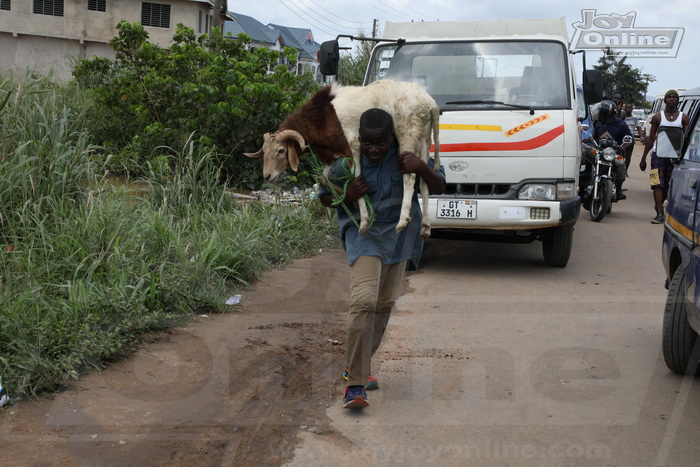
[268,23,320,60]
[225,12,280,45]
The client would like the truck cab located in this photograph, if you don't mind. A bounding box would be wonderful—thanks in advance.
[319,18,601,267]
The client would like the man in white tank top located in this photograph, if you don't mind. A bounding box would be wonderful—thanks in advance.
[639,89,689,224]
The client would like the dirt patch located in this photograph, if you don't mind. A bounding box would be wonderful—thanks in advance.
[0,249,351,466]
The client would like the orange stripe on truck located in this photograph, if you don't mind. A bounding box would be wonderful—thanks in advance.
[432,125,565,152]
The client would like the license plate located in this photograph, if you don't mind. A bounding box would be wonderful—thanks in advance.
[437,200,477,219]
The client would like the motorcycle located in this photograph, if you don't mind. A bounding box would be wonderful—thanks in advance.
[579,135,633,222]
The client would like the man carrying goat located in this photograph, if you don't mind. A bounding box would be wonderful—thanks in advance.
[318,108,445,409]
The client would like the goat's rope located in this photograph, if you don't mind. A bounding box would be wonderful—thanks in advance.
[308,150,375,230]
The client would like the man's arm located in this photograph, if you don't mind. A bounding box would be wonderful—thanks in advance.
[397,152,446,195]
[319,176,367,208]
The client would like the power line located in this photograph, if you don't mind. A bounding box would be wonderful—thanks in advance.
[276,0,344,37]
[386,0,440,21]
[294,0,372,27]
[285,0,364,32]
[357,0,417,21]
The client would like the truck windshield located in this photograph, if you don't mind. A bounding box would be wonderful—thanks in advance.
[365,41,570,111]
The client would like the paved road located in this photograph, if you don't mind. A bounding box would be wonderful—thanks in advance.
[289,150,700,466]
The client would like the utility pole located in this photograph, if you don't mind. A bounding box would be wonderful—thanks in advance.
[372,19,378,39]
[212,0,223,33]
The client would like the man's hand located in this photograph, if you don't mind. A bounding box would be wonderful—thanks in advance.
[344,176,368,203]
[639,158,647,172]
[397,151,426,174]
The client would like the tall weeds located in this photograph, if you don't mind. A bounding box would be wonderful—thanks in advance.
[0,76,337,399]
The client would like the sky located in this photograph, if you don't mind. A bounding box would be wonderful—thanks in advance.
[231,0,697,100]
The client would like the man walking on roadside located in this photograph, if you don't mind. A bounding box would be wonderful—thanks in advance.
[639,90,689,224]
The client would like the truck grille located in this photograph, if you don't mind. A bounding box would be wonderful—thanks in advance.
[444,183,514,197]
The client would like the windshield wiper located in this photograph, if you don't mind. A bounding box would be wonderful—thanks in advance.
[445,100,535,114]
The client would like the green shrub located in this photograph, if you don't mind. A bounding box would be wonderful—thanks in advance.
[72,22,319,184]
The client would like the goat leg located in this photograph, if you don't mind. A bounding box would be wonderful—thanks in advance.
[395,173,415,234]
[419,179,431,239]
[352,153,370,236]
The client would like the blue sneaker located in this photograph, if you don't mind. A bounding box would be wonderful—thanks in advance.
[343,385,369,409]
[343,368,379,390]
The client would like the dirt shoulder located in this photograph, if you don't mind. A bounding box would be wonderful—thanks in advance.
[1,249,352,466]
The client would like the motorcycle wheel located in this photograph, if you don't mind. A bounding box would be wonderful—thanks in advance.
[590,178,612,222]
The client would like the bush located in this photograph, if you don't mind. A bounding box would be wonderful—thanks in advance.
[0,76,339,400]
[72,22,319,185]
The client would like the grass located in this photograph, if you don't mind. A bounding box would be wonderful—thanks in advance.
[0,74,338,400]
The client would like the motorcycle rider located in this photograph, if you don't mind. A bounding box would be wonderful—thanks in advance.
[592,100,633,200]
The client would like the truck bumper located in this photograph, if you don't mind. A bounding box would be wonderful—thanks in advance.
[424,196,581,230]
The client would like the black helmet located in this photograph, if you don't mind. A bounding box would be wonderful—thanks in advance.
[592,100,616,122]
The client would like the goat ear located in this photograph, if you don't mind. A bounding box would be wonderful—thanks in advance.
[288,146,300,172]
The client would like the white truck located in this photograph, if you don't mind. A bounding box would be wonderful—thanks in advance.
[320,18,601,267]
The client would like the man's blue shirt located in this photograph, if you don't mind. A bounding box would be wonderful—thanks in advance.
[318,142,443,267]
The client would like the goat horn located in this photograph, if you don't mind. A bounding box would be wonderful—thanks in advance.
[276,129,306,150]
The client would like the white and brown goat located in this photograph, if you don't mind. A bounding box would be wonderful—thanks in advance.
[244,80,440,238]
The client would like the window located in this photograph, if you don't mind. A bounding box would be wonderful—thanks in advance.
[141,2,170,28]
[88,0,106,12]
[1,0,10,12]
[33,0,64,16]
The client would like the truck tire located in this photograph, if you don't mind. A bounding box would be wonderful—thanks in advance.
[662,267,700,375]
[542,225,573,267]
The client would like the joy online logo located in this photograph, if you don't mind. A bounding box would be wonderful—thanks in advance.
[571,10,684,58]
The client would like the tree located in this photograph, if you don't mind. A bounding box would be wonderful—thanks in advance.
[337,33,374,86]
[594,47,655,108]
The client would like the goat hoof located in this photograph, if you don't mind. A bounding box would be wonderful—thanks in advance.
[359,225,368,236]
[420,226,431,240]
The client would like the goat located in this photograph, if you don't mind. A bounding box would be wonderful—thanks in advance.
[244,80,440,238]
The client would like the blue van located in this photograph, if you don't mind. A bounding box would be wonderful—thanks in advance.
[661,95,700,374]
[577,85,593,140]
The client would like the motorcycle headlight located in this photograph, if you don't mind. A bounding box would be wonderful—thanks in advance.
[602,147,616,162]
[518,184,556,200]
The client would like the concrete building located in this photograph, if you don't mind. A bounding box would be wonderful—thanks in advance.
[0,0,232,81]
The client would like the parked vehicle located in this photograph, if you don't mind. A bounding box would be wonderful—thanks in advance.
[661,99,700,374]
[677,87,700,119]
[577,85,593,141]
[320,18,602,267]
[631,109,647,140]
[579,136,632,222]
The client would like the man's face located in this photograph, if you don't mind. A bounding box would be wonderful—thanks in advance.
[359,127,394,163]
[625,104,633,114]
[665,94,679,107]
[613,95,623,106]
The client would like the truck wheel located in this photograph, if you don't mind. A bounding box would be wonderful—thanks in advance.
[542,225,573,267]
[662,267,700,374]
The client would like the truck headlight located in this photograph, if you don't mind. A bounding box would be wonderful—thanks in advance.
[518,184,556,200]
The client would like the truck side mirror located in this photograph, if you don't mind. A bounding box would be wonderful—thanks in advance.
[319,40,339,76]
[583,69,603,104]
